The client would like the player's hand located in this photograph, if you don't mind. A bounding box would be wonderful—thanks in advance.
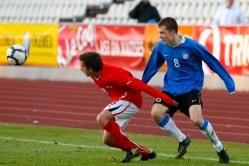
[172,100,178,106]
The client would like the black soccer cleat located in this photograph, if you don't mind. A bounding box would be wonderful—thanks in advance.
[217,149,230,164]
[121,148,140,163]
[176,137,191,158]
[140,150,157,161]
[133,148,141,158]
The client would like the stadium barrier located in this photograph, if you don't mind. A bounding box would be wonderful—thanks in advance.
[0,23,249,91]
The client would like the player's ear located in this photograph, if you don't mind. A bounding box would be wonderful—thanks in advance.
[171,30,175,35]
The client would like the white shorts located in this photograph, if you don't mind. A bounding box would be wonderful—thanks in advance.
[104,100,139,130]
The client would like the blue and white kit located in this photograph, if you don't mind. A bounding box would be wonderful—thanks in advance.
[142,36,235,96]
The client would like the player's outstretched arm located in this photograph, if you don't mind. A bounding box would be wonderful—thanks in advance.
[121,76,174,106]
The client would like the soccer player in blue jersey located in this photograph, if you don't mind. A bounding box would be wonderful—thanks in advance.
[142,17,235,164]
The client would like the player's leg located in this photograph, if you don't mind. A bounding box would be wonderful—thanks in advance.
[102,130,153,160]
[188,91,229,163]
[102,130,122,149]
[114,100,156,161]
[189,105,229,163]
[97,109,139,163]
[151,99,190,158]
[98,100,152,162]
[97,109,136,150]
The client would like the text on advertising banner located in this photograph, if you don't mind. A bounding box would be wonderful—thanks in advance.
[58,24,146,70]
[194,26,249,75]
[0,23,58,66]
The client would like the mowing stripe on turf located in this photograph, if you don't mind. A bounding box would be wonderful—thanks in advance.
[0,136,248,165]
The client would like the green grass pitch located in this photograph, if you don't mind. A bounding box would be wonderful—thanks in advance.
[0,122,248,166]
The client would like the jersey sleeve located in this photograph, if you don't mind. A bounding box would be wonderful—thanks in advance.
[113,72,173,106]
[195,43,236,94]
[142,43,165,83]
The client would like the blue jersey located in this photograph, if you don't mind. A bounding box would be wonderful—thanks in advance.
[142,36,235,96]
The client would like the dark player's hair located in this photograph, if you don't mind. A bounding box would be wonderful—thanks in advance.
[79,51,103,72]
[158,17,178,33]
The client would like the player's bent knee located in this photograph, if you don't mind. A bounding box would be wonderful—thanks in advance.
[96,113,106,127]
[96,111,113,127]
[190,119,203,126]
[151,108,158,117]
[151,109,165,122]
[96,113,101,123]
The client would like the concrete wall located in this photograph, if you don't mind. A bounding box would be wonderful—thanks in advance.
[0,66,248,92]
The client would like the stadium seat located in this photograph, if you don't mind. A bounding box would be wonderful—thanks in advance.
[0,0,249,24]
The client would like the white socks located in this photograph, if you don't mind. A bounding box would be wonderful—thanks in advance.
[199,119,224,152]
[213,141,224,153]
[159,116,224,152]
[160,116,186,142]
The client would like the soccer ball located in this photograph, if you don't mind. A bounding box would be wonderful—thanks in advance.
[6,44,28,65]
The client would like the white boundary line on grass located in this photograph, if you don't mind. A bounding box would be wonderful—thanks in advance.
[0,136,248,165]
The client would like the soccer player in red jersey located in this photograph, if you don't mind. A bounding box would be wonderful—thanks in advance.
[79,51,177,163]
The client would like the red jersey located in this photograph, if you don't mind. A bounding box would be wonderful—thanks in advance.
[91,64,172,108]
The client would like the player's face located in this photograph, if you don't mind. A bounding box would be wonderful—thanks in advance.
[79,60,91,77]
[158,26,174,45]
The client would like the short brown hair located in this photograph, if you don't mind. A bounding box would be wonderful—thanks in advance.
[79,51,103,72]
[158,17,178,33]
